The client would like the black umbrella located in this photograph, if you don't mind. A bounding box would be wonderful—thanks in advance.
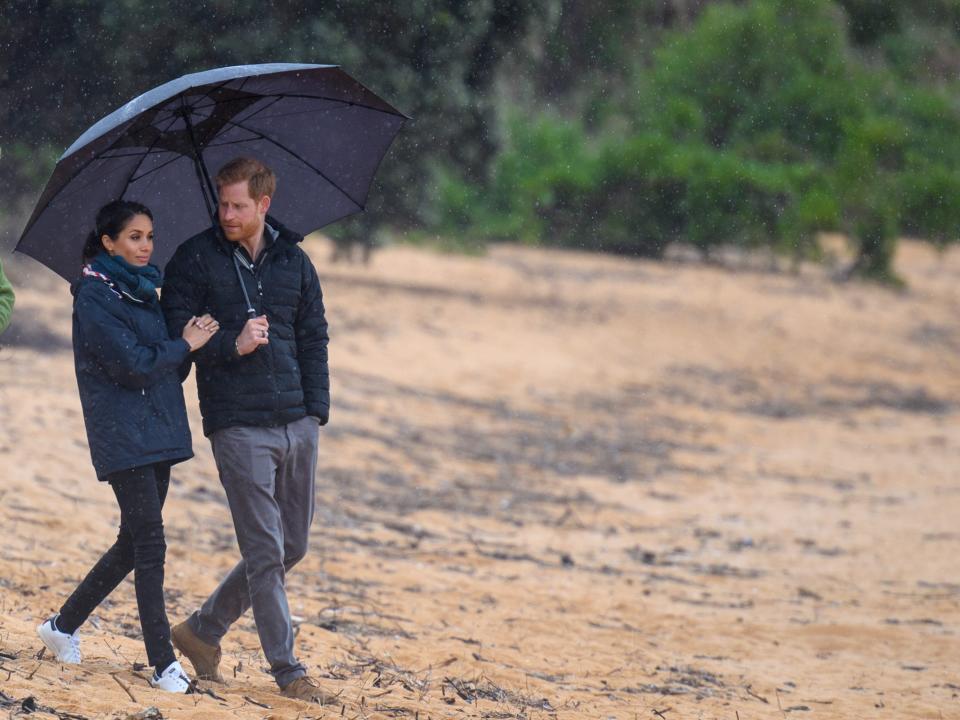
[15,63,407,281]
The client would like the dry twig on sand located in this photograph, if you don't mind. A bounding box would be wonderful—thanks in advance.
[111,672,138,703]
[243,695,271,708]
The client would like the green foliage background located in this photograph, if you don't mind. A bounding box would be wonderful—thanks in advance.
[3,0,960,279]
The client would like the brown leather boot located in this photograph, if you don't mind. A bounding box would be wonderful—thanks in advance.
[280,676,339,704]
[170,620,224,683]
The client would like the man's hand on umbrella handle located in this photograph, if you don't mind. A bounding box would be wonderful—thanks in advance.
[236,315,270,356]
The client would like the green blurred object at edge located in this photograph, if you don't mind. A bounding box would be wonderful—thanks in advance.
[0,258,15,334]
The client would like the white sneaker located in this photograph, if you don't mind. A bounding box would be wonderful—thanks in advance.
[36,615,81,664]
[150,660,192,693]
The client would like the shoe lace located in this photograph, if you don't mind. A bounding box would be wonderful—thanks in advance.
[301,676,339,704]
[68,632,81,657]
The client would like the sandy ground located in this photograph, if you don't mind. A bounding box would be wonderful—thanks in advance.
[0,236,958,719]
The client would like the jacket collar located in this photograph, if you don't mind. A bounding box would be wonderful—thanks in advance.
[211,217,303,257]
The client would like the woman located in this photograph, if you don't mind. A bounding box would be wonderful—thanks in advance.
[36,200,218,693]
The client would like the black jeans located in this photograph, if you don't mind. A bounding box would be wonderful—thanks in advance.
[58,462,175,671]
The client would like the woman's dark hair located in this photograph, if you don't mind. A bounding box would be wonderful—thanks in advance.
[81,200,153,264]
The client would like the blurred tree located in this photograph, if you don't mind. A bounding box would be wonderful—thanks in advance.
[440,0,960,279]
[834,0,901,44]
[833,115,907,281]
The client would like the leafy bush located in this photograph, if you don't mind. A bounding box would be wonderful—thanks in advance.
[433,0,960,281]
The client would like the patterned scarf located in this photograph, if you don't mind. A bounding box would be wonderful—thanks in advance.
[89,252,162,304]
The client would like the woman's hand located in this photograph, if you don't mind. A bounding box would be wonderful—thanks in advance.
[182,314,220,351]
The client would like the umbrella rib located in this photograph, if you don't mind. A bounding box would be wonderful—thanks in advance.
[19,105,189,238]
[222,117,365,211]
[129,152,190,183]
[175,94,351,129]
[97,93,393,165]
[126,126,280,183]
[197,78,235,105]
[116,111,184,202]
[229,95,284,127]
[204,136,267,149]
[177,91,399,121]
[121,138,263,181]
[47,113,184,207]
[202,74,401,119]
[34,156,141,208]
[229,102,357,125]
[99,148,184,159]
[128,134,264,183]
[254,92,402,118]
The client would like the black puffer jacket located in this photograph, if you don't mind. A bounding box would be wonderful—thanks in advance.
[73,276,193,478]
[161,221,329,436]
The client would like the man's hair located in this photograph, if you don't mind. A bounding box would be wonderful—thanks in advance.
[215,157,276,200]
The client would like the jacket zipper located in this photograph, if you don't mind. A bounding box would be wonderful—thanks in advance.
[236,245,280,417]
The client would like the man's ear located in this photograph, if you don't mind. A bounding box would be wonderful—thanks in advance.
[259,195,271,216]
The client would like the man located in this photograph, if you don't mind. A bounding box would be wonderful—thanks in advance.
[161,157,332,703]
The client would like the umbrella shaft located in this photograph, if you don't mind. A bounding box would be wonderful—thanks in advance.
[181,106,219,224]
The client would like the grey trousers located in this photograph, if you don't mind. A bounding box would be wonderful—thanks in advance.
[187,415,319,688]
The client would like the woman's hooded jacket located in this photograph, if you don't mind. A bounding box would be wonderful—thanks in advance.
[72,256,193,478]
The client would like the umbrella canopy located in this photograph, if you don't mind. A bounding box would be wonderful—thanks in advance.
[15,63,407,281]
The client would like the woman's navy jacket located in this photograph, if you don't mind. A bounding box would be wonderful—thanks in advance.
[72,274,193,479]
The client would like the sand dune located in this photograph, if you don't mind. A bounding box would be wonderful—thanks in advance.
[0,237,957,718]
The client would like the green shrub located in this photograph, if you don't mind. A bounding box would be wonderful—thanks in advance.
[429,0,960,281]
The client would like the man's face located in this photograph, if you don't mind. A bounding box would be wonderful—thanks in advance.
[218,180,270,243]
